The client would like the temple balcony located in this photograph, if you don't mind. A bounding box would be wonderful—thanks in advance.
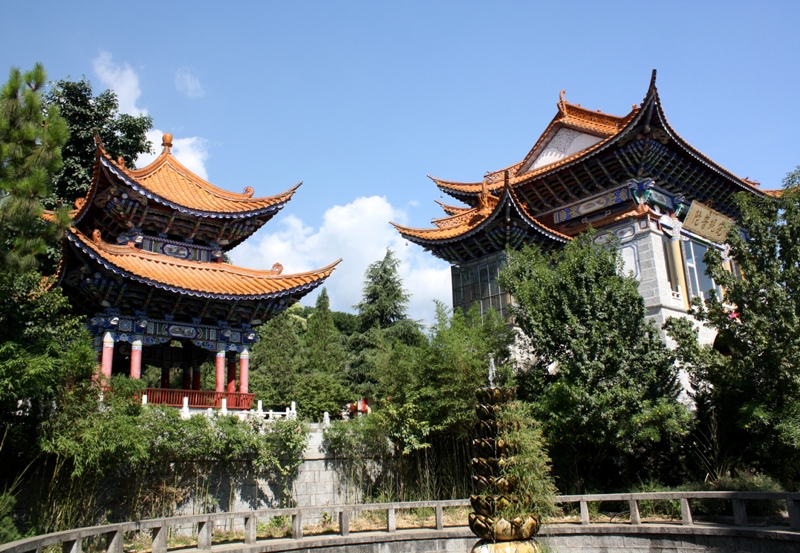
[143,388,255,411]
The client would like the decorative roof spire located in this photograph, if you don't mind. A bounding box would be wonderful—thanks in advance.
[162,133,173,154]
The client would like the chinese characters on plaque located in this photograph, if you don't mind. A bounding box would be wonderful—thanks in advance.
[682,201,734,244]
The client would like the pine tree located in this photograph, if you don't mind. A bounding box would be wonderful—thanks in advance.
[305,289,345,373]
[0,64,69,272]
[355,248,410,331]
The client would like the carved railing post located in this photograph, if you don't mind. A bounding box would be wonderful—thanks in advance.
[339,510,350,536]
[732,498,748,526]
[197,519,213,550]
[788,496,800,530]
[292,512,303,539]
[680,498,693,526]
[151,524,168,553]
[62,538,81,553]
[387,507,396,533]
[244,513,256,544]
[580,500,590,525]
[105,529,123,553]
[629,499,640,525]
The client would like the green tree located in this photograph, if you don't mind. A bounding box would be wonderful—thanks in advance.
[305,289,345,373]
[0,272,95,467]
[355,248,411,332]
[249,305,307,411]
[294,289,349,421]
[347,249,423,397]
[415,302,513,439]
[666,168,800,485]
[498,232,690,492]
[44,78,153,207]
[0,64,69,272]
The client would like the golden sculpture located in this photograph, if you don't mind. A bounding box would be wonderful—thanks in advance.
[469,386,541,553]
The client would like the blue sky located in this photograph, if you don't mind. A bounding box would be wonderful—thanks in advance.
[3,1,799,325]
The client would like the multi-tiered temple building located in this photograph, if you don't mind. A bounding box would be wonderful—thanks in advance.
[50,134,339,409]
[394,72,764,340]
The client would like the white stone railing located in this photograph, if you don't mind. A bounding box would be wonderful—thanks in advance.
[2,492,798,553]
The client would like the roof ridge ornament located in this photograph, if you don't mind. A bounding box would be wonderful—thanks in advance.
[162,133,173,154]
[558,89,567,113]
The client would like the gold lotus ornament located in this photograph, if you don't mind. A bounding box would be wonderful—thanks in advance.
[468,378,541,553]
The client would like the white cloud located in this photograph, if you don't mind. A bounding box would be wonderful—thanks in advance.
[136,130,210,180]
[174,68,205,98]
[91,52,210,178]
[92,51,145,115]
[229,196,451,328]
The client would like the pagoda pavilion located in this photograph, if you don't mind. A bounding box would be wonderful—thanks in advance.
[49,133,339,410]
[393,71,765,339]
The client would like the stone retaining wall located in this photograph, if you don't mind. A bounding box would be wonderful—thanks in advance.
[174,424,347,523]
[226,526,800,553]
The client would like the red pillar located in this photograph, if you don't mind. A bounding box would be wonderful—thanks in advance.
[192,367,201,390]
[239,348,249,394]
[130,339,142,379]
[227,356,237,393]
[161,366,170,388]
[101,332,114,383]
[181,367,191,390]
[215,349,225,392]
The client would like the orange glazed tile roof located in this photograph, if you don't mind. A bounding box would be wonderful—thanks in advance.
[393,187,570,244]
[66,227,340,299]
[394,207,489,240]
[108,136,299,215]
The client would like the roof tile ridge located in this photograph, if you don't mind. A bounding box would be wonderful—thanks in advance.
[428,174,486,188]
[73,227,340,279]
[485,160,525,180]
[130,151,297,202]
[560,101,630,126]
[515,111,568,174]
[392,212,477,233]
[430,205,484,228]
[434,199,471,215]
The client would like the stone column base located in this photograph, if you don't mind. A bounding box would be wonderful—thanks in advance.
[471,539,541,553]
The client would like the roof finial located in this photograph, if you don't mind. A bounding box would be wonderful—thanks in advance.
[649,69,658,90]
[558,89,567,113]
[162,133,173,154]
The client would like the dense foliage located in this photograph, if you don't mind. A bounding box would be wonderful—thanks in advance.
[44,78,153,207]
[35,376,308,530]
[498,232,691,492]
[666,167,800,487]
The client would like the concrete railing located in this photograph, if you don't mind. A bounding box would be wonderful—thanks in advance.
[2,492,799,553]
[555,491,800,528]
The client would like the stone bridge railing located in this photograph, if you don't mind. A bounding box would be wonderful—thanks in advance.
[2,492,799,553]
